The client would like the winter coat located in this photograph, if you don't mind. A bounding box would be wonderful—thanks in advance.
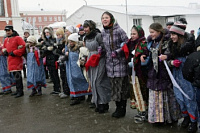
[182,50,200,88]
[195,34,200,49]
[101,23,128,78]
[147,34,171,91]
[40,27,58,67]
[3,31,26,72]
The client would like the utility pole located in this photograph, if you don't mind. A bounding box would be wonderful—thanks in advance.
[125,0,128,34]
[83,0,87,6]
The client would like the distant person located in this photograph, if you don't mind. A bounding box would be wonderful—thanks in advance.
[22,30,30,79]
[40,27,61,95]
[65,33,91,105]
[190,30,195,40]
[26,36,46,97]
[3,25,26,98]
[166,21,174,30]
[197,27,200,37]
[0,39,15,95]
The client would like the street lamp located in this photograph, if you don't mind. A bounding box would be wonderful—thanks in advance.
[125,0,128,34]
[83,0,87,6]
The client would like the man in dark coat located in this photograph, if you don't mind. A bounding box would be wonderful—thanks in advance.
[182,46,200,127]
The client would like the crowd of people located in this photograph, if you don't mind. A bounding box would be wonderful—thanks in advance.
[0,11,200,133]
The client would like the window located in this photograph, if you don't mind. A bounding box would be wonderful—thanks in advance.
[49,17,52,21]
[38,17,42,22]
[0,0,4,16]
[133,19,142,26]
[44,17,47,21]
[58,16,61,21]
[54,16,57,21]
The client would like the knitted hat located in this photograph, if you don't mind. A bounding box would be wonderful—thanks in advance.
[68,33,79,42]
[56,28,64,35]
[170,22,186,36]
[24,30,30,35]
[27,36,37,43]
[66,25,75,33]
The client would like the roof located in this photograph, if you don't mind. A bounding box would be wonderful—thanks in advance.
[89,5,200,16]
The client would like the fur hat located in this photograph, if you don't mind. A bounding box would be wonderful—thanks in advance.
[68,33,79,42]
[27,36,37,44]
[56,28,64,35]
[170,22,186,36]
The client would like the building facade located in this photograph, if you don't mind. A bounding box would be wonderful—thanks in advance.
[20,10,67,35]
[0,0,22,42]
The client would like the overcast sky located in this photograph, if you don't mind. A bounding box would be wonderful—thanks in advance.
[18,0,200,16]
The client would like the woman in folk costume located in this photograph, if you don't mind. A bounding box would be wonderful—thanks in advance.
[101,11,129,118]
[83,20,111,113]
[127,25,149,123]
[65,33,91,105]
[143,23,181,124]
[55,28,70,99]
[26,36,46,97]
[0,42,15,95]
[160,22,198,133]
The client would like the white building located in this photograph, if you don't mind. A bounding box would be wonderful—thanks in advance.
[66,4,200,37]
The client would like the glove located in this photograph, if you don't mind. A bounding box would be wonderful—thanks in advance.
[120,42,125,48]
[9,51,15,57]
[47,46,54,51]
[128,62,133,68]
[111,51,117,58]
[172,59,182,67]
[97,46,102,55]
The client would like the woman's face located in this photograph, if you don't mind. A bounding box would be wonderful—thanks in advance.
[69,40,75,47]
[170,33,179,43]
[130,28,139,41]
[84,26,90,34]
[149,28,160,40]
[65,30,71,37]
[101,14,111,27]
[56,34,63,39]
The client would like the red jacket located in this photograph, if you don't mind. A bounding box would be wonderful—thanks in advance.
[3,36,26,72]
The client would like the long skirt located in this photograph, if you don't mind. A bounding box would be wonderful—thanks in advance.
[27,53,46,90]
[173,57,198,122]
[148,88,181,123]
[66,50,91,97]
[110,76,130,102]
[0,55,15,91]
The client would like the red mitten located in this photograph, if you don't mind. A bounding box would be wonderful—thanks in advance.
[173,59,182,67]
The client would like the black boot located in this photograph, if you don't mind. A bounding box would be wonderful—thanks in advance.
[112,100,127,118]
[36,87,42,96]
[29,88,37,97]
[112,101,121,117]
[188,122,198,133]
[15,92,24,98]
[104,103,109,111]
[70,97,81,106]
[181,116,191,128]
[98,104,105,114]
[86,94,92,102]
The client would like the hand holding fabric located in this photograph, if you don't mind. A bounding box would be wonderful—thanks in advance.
[111,51,117,58]
[47,46,54,51]
[172,59,182,67]
[97,46,102,55]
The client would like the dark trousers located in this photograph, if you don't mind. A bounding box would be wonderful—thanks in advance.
[60,64,70,95]
[196,88,200,122]
[44,65,49,79]
[48,66,61,92]
[23,64,26,78]
[12,71,23,93]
